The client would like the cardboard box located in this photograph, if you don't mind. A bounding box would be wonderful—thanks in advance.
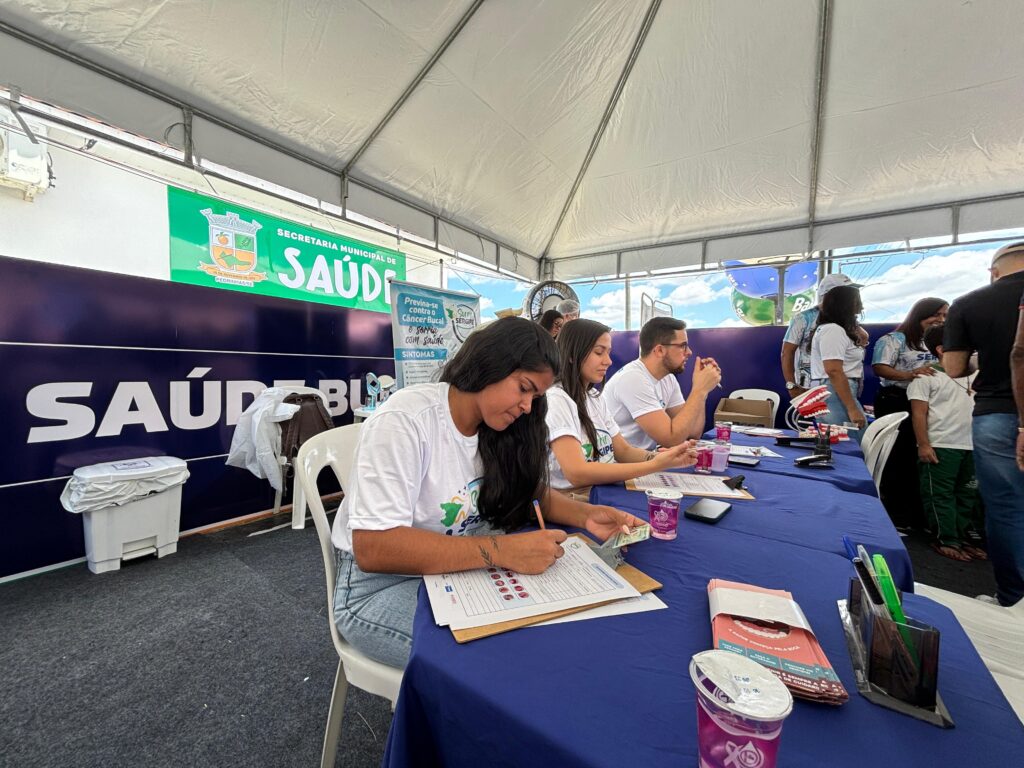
[714,397,774,428]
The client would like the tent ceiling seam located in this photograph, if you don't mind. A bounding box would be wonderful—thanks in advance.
[806,0,833,257]
[341,0,486,176]
[538,0,664,262]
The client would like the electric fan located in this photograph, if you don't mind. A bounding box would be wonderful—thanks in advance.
[522,280,580,321]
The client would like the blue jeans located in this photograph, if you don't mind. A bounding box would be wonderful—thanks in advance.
[973,414,1024,606]
[812,377,865,445]
[333,550,420,669]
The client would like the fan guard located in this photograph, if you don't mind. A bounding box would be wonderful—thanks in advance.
[523,281,580,322]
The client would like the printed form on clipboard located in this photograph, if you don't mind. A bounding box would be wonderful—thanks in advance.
[625,472,754,499]
[424,536,641,631]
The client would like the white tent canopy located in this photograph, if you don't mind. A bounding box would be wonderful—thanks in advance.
[2,0,1023,281]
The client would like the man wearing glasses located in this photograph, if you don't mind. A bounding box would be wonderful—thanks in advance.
[604,316,722,449]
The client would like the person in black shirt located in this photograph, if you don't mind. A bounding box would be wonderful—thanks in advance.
[944,242,1024,606]
[1013,287,1024,471]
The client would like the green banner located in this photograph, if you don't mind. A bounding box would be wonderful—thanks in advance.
[168,187,406,313]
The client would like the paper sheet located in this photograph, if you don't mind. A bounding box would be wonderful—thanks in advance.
[424,536,641,631]
[730,445,783,459]
[731,426,784,436]
[627,472,748,498]
[531,592,667,627]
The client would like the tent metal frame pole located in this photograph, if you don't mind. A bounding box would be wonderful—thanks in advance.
[805,0,833,257]
[0,21,340,177]
[548,186,1024,269]
[341,0,485,176]
[538,0,663,263]
[558,233,1020,287]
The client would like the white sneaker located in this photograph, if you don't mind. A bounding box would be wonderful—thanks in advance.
[975,594,1000,605]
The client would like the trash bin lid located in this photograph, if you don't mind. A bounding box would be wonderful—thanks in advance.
[62,457,190,514]
[71,456,188,485]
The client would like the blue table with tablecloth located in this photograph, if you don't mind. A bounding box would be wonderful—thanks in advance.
[591,465,913,593]
[715,429,877,496]
[383,519,1024,767]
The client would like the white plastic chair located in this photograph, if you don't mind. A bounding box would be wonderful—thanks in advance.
[860,412,908,491]
[294,424,403,768]
[728,388,781,425]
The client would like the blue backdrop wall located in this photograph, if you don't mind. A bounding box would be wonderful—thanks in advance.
[0,255,394,578]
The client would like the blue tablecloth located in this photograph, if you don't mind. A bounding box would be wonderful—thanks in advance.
[591,468,914,592]
[717,431,877,496]
[384,523,1024,767]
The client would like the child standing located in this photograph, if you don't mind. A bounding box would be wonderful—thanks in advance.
[908,325,984,561]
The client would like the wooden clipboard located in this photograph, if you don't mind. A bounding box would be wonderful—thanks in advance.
[451,537,662,644]
[624,477,754,500]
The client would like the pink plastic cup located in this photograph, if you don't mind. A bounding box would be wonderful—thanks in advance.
[646,489,683,540]
[690,651,793,768]
[695,443,714,474]
[715,421,732,441]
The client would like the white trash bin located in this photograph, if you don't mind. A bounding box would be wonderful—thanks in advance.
[60,457,190,574]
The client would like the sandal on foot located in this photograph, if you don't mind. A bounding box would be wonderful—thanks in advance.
[931,542,971,561]
[961,545,988,560]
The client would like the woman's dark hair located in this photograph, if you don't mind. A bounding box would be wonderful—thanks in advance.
[809,285,862,348]
[440,317,560,531]
[538,308,563,332]
[556,319,611,459]
[896,297,947,351]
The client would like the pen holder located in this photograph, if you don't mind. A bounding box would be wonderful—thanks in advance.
[838,578,953,727]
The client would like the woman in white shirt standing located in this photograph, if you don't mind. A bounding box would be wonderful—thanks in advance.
[809,285,868,442]
[546,319,697,498]
[330,317,642,668]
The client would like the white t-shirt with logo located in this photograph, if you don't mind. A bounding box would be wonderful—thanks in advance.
[907,369,976,450]
[331,382,485,553]
[810,324,865,381]
[545,385,621,489]
[871,331,937,388]
[603,359,685,451]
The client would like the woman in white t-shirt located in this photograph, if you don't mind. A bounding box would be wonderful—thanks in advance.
[546,319,697,497]
[330,317,642,668]
[808,285,868,441]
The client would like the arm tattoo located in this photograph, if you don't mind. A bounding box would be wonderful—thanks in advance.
[478,536,500,568]
[479,544,494,567]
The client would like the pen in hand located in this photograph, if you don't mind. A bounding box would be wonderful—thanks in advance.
[697,355,723,389]
[533,499,546,530]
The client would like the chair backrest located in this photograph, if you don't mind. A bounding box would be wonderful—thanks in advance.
[861,412,908,490]
[294,424,402,700]
[728,388,782,425]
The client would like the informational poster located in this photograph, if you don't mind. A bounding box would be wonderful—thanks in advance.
[390,280,481,388]
[168,187,406,313]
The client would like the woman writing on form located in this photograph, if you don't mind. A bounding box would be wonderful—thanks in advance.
[330,317,641,668]
[546,319,698,499]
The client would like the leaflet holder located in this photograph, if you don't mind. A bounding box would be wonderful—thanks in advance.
[837,577,953,727]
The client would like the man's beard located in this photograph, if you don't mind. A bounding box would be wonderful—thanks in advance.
[664,359,687,376]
